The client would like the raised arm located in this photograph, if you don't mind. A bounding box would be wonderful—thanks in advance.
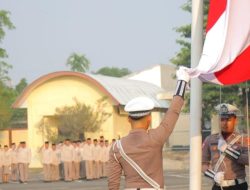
[149,67,190,145]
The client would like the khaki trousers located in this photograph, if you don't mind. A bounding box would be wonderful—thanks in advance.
[85,160,93,180]
[50,164,59,181]
[103,162,108,177]
[11,163,18,181]
[72,162,80,180]
[0,166,2,183]
[63,161,73,181]
[18,163,28,182]
[93,161,100,179]
[100,161,105,177]
[43,164,51,181]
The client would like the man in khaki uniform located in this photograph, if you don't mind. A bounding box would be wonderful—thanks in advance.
[17,141,31,184]
[92,139,101,179]
[50,143,60,181]
[2,145,11,183]
[10,143,18,182]
[40,141,52,182]
[99,140,106,177]
[72,141,81,180]
[108,67,190,190]
[202,103,249,190]
[0,145,3,183]
[103,140,110,177]
[84,138,93,180]
[61,139,74,182]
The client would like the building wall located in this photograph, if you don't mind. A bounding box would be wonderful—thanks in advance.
[168,113,190,147]
[12,129,28,144]
[0,129,28,146]
[0,130,8,145]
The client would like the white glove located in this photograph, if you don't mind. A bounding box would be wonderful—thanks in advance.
[176,66,190,83]
[214,171,224,185]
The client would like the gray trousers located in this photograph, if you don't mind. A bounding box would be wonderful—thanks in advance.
[80,161,86,179]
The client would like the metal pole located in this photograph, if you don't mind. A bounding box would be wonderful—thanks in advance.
[190,0,203,190]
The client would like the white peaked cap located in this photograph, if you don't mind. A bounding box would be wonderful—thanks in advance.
[125,96,154,118]
[215,103,239,116]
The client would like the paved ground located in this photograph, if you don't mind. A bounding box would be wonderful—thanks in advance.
[0,169,214,190]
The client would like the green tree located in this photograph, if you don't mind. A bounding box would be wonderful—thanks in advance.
[171,1,248,124]
[66,53,90,72]
[0,81,17,129]
[0,10,15,82]
[15,78,28,94]
[95,67,131,77]
[38,97,111,142]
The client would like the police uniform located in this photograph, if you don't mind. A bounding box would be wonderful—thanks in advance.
[202,104,249,190]
[108,67,189,190]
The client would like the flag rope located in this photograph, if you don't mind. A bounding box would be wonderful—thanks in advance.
[245,82,250,185]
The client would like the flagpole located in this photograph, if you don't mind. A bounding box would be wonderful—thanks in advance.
[190,0,203,190]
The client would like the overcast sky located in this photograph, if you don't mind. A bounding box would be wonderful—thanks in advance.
[2,0,190,85]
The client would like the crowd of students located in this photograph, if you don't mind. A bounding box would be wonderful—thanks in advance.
[0,136,114,184]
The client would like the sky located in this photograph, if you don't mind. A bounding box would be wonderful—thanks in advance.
[1,0,190,85]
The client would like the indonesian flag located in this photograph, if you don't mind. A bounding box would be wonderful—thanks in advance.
[188,0,250,85]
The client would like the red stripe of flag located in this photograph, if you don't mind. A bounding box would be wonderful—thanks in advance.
[215,45,250,85]
[206,0,227,32]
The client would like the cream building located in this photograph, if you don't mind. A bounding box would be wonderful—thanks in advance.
[6,71,168,167]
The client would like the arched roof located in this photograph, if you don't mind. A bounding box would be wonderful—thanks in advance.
[12,71,168,109]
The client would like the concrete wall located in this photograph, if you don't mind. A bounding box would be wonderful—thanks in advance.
[169,114,190,147]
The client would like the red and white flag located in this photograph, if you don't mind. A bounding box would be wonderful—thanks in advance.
[188,0,250,85]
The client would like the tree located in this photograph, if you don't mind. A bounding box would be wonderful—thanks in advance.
[171,1,248,125]
[15,78,28,94]
[38,97,111,142]
[0,81,17,129]
[0,10,15,82]
[95,67,131,77]
[66,53,90,72]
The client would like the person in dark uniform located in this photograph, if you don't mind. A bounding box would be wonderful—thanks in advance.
[108,67,190,190]
[202,103,249,190]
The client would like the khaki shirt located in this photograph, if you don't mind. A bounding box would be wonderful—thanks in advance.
[3,150,11,166]
[51,149,60,165]
[17,147,31,164]
[61,145,74,162]
[202,132,249,180]
[41,148,52,164]
[108,96,183,189]
[10,148,18,164]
